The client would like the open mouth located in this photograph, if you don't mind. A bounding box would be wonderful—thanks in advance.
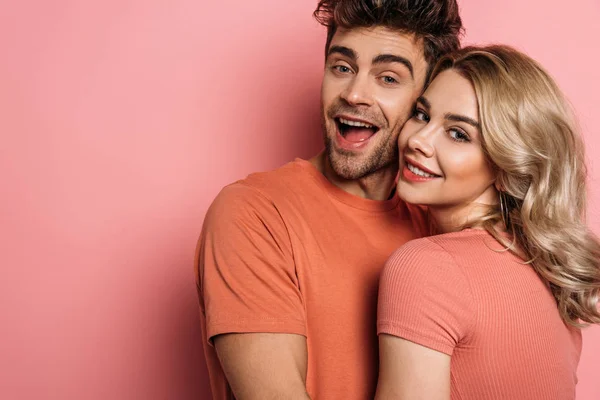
[335,117,380,143]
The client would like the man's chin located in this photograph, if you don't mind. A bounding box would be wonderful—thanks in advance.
[324,134,396,180]
[327,148,375,180]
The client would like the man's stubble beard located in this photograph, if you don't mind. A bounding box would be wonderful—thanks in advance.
[322,119,399,181]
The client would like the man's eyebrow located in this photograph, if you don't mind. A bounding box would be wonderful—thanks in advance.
[372,54,414,79]
[445,113,480,129]
[416,96,431,110]
[327,45,357,61]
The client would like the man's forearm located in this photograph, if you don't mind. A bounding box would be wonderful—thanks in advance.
[214,333,311,400]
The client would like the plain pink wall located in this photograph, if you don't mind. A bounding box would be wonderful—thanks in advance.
[1,0,598,399]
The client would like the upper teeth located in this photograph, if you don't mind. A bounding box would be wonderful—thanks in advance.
[339,118,374,128]
[407,163,436,178]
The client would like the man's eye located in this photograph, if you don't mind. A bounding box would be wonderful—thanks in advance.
[333,65,351,73]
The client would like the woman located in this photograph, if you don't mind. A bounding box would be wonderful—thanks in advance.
[375,45,600,399]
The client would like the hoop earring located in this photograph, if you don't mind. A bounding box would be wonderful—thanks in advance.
[499,191,510,229]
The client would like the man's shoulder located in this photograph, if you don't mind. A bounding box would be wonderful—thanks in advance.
[242,158,315,190]
[207,159,318,217]
[220,159,318,202]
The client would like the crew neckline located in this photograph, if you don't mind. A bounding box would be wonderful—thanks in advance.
[437,228,490,236]
[293,158,402,213]
[430,227,513,241]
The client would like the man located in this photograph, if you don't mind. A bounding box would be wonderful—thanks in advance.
[196,0,463,398]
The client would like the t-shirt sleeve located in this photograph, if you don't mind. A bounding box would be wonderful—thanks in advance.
[197,183,306,343]
[377,239,475,355]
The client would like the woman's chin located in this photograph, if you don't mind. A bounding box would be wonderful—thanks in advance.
[397,184,431,206]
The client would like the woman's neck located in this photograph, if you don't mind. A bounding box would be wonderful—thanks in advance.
[429,202,493,234]
[428,185,500,234]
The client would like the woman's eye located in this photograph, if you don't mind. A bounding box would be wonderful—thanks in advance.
[449,128,470,142]
[382,76,398,84]
[412,108,429,122]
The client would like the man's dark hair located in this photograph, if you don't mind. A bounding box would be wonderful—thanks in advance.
[314,0,463,78]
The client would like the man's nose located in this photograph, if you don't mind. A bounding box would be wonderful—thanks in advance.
[340,73,374,107]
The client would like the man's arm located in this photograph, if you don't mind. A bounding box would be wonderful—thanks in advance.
[375,334,450,400]
[214,333,310,400]
[198,184,310,399]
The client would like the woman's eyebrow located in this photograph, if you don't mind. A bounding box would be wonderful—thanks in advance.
[444,113,480,129]
[418,96,480,129]
[416,96,430,109]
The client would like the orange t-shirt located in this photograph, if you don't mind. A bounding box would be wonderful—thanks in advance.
[196,158,427,399]
[378,229,582,399]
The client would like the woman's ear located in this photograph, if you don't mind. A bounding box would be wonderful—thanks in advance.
[494,176,505,192]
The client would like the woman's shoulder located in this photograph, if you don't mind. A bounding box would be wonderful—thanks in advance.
[390,236,445,259]
[380,233,477,332]
[391,229,483,257]
[386,229,492,275]
[399,229,492,255]
[385,236,456,276]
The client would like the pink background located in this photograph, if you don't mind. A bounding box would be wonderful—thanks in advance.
[1,0,598,398]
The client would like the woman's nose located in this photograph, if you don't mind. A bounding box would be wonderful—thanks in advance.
[406,126,435,158]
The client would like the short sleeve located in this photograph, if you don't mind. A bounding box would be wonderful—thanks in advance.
[377,239,475,355]
[196,183,306,343]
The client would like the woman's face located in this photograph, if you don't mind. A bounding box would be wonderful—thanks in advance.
[397,69,497,212]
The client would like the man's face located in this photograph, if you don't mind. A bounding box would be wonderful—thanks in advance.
[321,27,428,180]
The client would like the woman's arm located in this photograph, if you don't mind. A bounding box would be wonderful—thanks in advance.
[375,334,451,400]
[375,240,476,400]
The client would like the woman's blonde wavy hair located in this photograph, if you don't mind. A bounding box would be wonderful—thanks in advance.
[430,45,600,327]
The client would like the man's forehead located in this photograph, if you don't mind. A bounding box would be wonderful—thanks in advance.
[329,27,424,57]
[328,26,428,86]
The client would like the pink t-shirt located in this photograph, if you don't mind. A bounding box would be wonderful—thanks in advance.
[378,229,582,399]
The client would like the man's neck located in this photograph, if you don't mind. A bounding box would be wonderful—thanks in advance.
[309,152,398,201]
